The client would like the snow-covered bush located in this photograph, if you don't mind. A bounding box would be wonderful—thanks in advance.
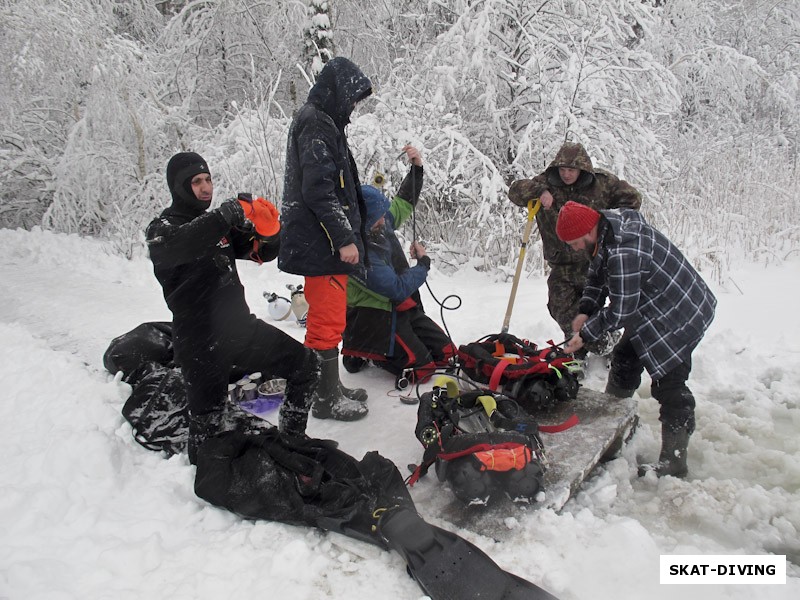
[0,0,797,282]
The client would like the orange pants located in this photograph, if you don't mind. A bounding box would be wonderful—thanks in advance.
[303,274,348,350]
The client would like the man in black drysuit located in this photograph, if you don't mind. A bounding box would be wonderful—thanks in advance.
[145,151,320,464]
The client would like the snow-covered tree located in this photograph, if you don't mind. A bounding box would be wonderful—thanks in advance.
[0,0,162,232]
[41,34,173,257]
[304,0,335,76]
[349,0,682,273]
[159,0,303,125]
[1,0,798,281]
[640,0,800,275]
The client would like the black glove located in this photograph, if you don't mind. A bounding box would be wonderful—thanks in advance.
[255,232,280,263]
[578,300,596,317]
[217,198,246,228]
[397,164,424,206]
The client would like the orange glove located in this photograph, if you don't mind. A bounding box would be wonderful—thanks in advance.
[237,194,280,237]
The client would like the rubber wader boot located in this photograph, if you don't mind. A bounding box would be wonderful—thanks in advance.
[638,422,690,478]
[331,348,367,402]
[340,379,368,402]
[278,402,309,437]
[312,348,368,421]
[188,405,272,465]
[605,380,637,398]
[342,354,367,374]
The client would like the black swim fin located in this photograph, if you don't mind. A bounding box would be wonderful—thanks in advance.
[377,507,560,600]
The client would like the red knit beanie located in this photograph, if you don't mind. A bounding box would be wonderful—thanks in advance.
[556,201,601,242]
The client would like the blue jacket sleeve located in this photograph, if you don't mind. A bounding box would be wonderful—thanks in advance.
[364,255,429,302]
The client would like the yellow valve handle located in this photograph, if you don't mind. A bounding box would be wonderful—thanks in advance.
[433,375,460,398]
[476,395,498,417]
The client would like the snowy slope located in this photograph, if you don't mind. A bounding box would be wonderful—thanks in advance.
[0,227,798,600]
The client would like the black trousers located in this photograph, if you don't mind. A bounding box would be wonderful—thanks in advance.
[608,330,696,432]
[382,307,455,376]
[179,315,318,417]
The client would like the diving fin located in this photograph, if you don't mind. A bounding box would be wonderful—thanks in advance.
[377,507,560,600]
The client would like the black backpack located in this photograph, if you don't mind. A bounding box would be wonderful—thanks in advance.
[457,332,580,412]
[194,429,413,546]
[409,376,547,506]
[104,322,189,455]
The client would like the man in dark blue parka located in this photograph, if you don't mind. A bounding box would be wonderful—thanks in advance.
[279,57,373,422]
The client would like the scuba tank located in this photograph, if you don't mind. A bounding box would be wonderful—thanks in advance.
[287,284,308,328]
[263,291,292,321]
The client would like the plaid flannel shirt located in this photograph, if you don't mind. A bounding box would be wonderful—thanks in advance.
[580,209,716,380]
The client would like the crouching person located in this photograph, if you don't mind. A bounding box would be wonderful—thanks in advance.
[342,146,457,387]
[558,201,716,477]
[146,152,320,464]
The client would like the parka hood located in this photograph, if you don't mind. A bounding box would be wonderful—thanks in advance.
[545,142,595,190]
[307,57,372,129]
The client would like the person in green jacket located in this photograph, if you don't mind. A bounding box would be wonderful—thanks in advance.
[342,146,456,386]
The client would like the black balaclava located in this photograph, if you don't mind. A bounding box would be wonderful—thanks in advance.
[165,152,211,213]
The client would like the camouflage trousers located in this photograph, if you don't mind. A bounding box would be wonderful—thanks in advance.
[546,262,588,340]
[547,263,620,357]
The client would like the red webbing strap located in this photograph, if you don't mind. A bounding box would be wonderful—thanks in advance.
[249,238,264,264]
[410,440,535,485]
[539,413,580,433]
[537,348,553,361]
[488,359,511,390]
[407,462,429,486]
[437,441,524,462]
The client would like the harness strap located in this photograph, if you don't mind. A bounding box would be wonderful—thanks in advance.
[249,238,264,264]
[407,441,535,486]
[407,462,430,486]
[538,413,580,433]
[488,359,511,390]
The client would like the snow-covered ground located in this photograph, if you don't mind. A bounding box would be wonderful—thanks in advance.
[1,226,798,600]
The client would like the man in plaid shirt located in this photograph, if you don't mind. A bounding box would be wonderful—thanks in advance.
[558,201,716,478]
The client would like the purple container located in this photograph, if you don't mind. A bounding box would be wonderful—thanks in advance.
[239,393,284,418]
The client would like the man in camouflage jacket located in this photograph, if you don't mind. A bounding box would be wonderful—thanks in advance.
[508,142,641,354]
